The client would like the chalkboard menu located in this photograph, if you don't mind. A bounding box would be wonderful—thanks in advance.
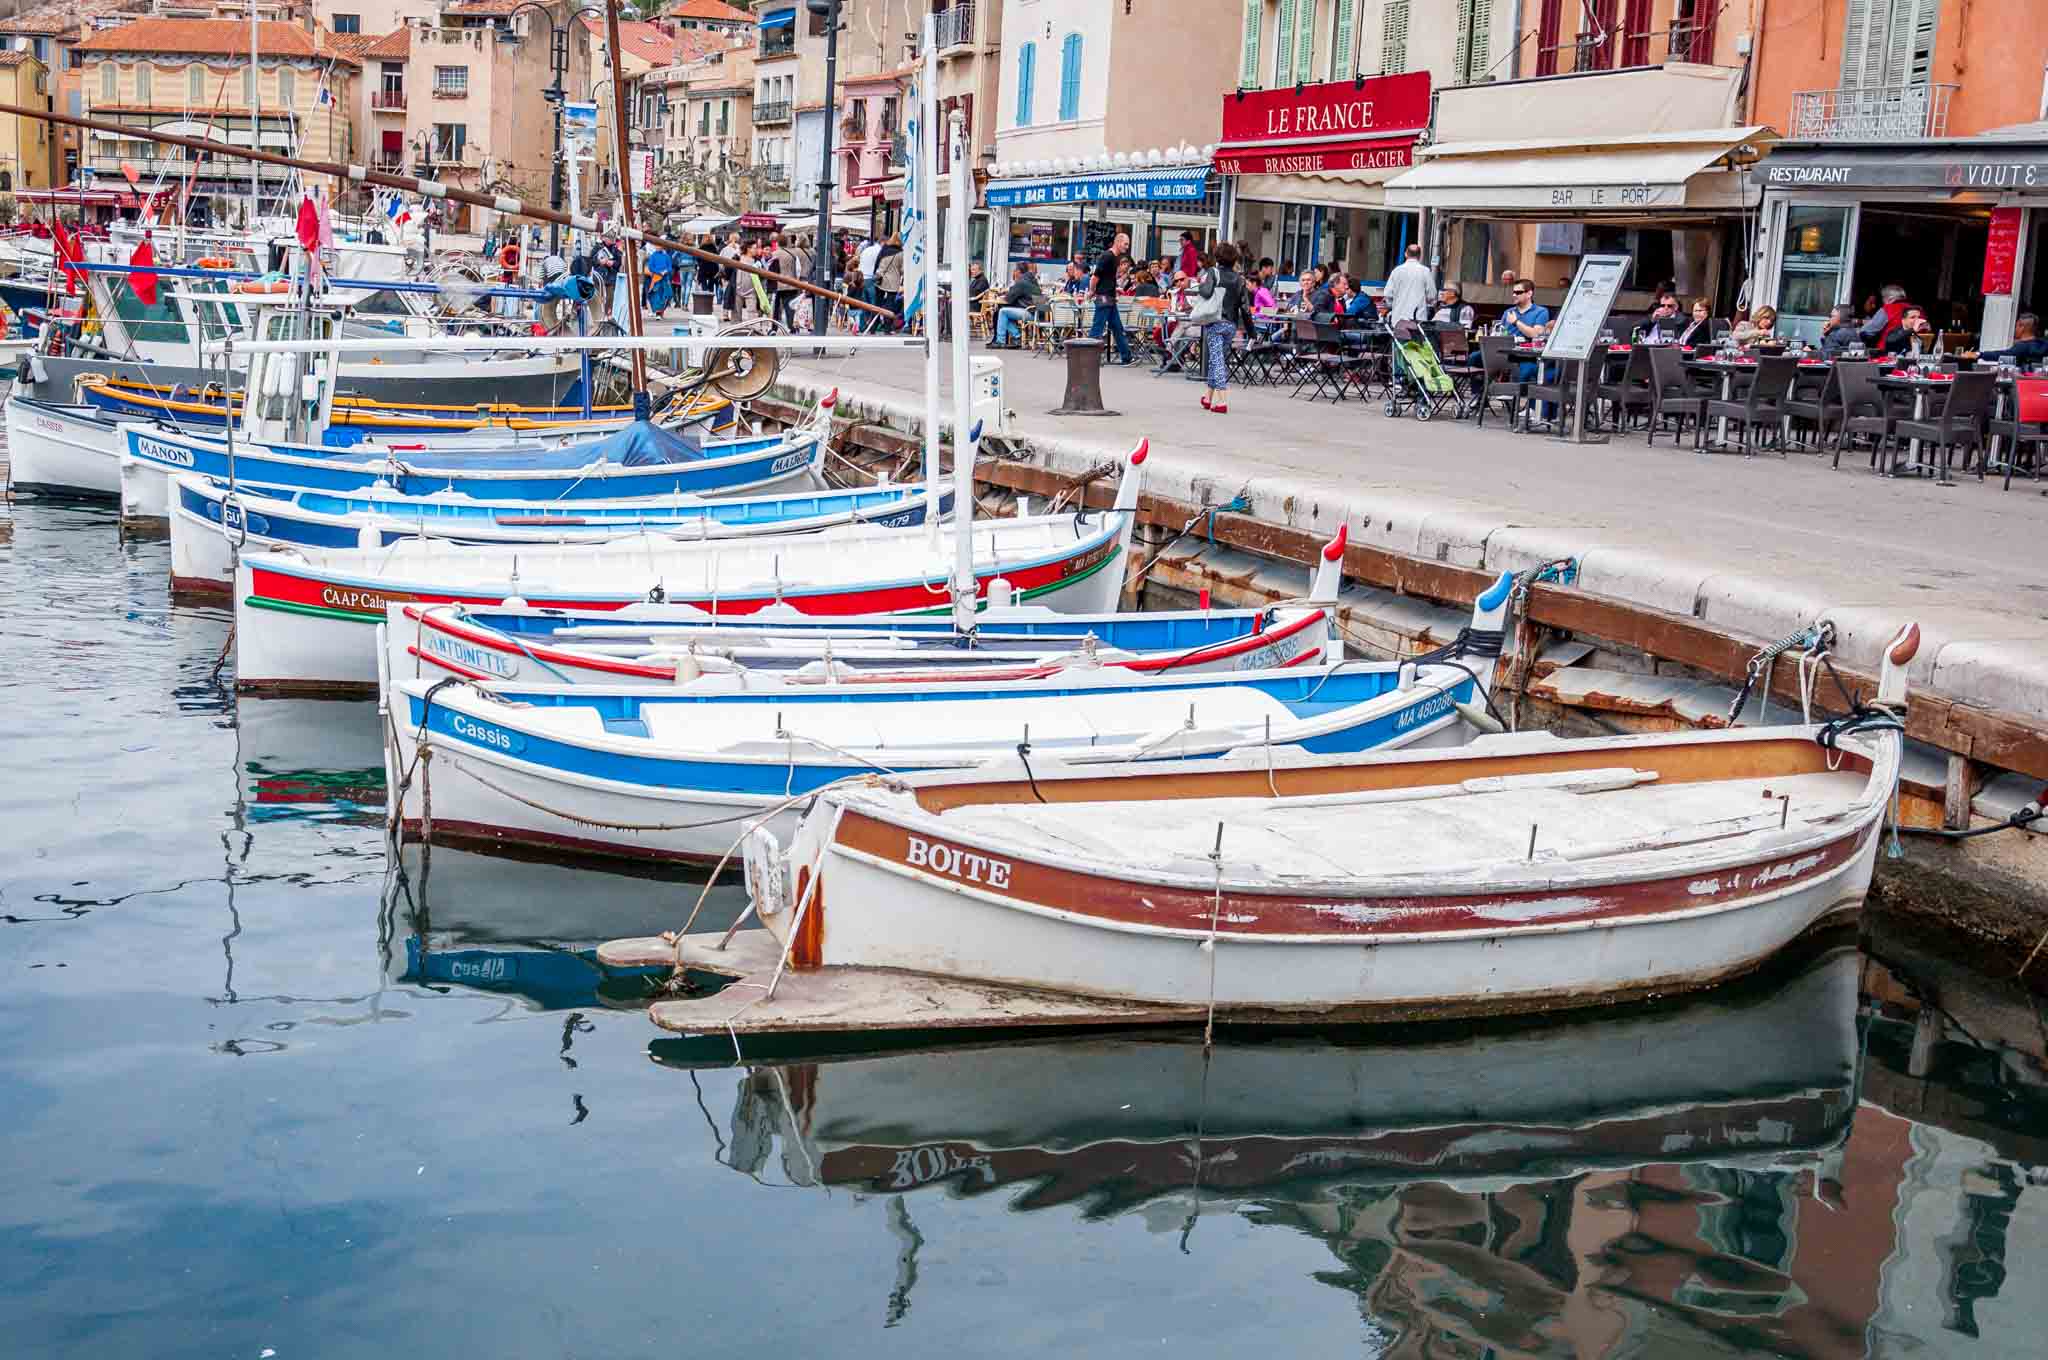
[1080,219,1118,260]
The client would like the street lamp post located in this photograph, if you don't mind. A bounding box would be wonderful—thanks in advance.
[809,0,840,336]
[511,2,606,256]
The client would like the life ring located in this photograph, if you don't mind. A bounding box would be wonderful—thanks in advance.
[195,257,233,270]
[230,279,289,294]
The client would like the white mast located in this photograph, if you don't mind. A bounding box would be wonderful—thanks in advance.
[947,107,975,635]
[916,14,941,548]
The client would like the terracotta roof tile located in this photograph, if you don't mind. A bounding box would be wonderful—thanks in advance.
[363,27,411,60]
[0,0,147,38]
[75,19,361,63]
[579,15,678,67]
[668,0,754,21]
[0,50,35,66]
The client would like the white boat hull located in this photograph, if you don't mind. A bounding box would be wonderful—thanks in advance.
[798,816,1879,1014]
[5,397,118,498]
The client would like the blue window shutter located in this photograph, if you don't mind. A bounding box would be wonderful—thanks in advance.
[1016,42,1035,126]
[1059,34,1082,121]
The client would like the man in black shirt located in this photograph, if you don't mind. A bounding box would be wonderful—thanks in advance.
[1088,231,1133,364]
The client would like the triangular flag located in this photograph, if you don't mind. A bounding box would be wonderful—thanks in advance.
[129,233,157,307]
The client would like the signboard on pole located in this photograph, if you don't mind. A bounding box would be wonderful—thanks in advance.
[1983,206,2023,296]
[562,101,598,152]
[1542,254,1632,362]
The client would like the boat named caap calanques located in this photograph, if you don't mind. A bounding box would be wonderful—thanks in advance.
[238,441,1155,693]
[616,624,1920,1032]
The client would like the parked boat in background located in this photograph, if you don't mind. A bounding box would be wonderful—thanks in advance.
[169,474,951,592]
[238,443,1148,693]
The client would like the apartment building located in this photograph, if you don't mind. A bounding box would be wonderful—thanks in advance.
[73,17,359,219]
[0,0,152,190]
[0,49,58,194]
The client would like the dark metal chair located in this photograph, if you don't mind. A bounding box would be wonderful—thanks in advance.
[1475,334,1525,430]
[1644,344,1707,447]
[1523,350,1590,433]
[1783,363,1843,451]
[1703,356,1798,456]
[1594,346,1654,434]
[1831,361,1895,470]
[1890,370,1996,482]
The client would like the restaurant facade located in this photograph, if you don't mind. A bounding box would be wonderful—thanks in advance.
[1382,61,1768,320]
[1754,128,2048,349]
[1211,72,1428,286]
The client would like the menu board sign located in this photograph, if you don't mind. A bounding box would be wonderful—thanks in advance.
[1983,206,2023,296]
[1543,254,1632,362]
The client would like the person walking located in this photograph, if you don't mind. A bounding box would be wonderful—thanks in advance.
[769,233,799,330]
[1089,230,1134,365]
[1381,242,1435,325]
[1177,230,1201,281]
[719,232,744,321]
[1195,241,1245,415]
[873,235,905,330]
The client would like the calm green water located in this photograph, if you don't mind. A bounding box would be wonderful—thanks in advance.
[4,503,2045,1358]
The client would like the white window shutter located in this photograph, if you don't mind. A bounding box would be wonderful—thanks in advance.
[1381,0,1410,76]
[1332,0,1356,79]
[1240,0,1262,87]
[1276,0,1296,86]
[1462,0,1492,82]
[1295,0,1315,80]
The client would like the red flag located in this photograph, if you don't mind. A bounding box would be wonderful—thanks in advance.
[50,219,83,296]
[296,193,321,253]
[129,233,157,308]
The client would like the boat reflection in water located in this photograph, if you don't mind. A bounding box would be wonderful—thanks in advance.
[383,844,750,1012]
[667,940,1872,1356]
[233,698,386,824]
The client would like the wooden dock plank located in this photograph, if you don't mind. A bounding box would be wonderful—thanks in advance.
[643,928,1204,1036]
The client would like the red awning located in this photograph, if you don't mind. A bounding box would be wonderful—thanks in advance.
[16,187,125,204]
[1213,135,1416,177]
[736,211,779,229]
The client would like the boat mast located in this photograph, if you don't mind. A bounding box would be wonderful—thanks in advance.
[946,108,975,636]
[913,13,940,549]
[601,0,650,415]
[250,5,261,223]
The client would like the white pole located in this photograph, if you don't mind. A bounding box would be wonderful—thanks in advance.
[947,108,975,635]
[919,14,942,549]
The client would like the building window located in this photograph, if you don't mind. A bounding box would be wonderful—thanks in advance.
[1331,0,1357,80]
[1535,0,1563,76]
[1455,0,1496,82]
[431,122,466,162]
[1057,33,1080,120]
[434,66,468,97]
[333,14,360,34]
[134,63,150,104]
[99,62,113,103]
[1380,0,1410,75]
[278,67,293,106]
[188,66,205,103]
[31,36,46,62]
[1014,41,1034,126]
[244,65,255,105]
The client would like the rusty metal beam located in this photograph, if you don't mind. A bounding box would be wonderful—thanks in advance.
[787,406,2048,782]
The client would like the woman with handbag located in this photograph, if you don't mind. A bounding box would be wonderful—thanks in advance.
[1195,242,1245,414]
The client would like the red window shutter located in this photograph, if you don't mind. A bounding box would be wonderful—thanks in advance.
[1622,0,1651,66]
[1683,0,1718,62]
[1585,0,1618,70]
[1536,0,1564,76]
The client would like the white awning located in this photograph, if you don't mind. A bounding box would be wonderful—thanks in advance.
[1232,172,1389,211]
[1383,127,1771,214]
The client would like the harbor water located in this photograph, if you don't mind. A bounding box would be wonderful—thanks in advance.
[3,501,2045,1358]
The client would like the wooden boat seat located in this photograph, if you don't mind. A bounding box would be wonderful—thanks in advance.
[934,768,1869,881]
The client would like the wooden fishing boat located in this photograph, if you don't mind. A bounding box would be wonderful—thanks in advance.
[77,372,731,442]
[240,442,1151,693]
[675,942,1859,1207]
[169,474,951,593]
[377,553,1512,864]
[114,401,816,520]
[631,625,1918,1030]
[388,527,1357,691]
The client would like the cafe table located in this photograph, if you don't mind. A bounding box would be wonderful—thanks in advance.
[1875,368,1966,478]
[1686,353,1831,448]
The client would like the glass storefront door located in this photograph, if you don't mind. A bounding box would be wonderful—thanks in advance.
[1773,201,1858,343]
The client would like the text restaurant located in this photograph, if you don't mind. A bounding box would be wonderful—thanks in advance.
[1755,124,2048,351]
[1212,72,1429,288]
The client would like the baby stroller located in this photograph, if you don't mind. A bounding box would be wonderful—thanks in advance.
[1384,321,1462,421]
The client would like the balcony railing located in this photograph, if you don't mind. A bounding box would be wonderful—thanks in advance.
[370,154,404,172]
[1533,19,1720,78]
[759,164,789,187]
[755,99,792,124]
[934,2,975,51]
[759,29,794,59]
[370,89,406,112]
[1790,82,1957,141]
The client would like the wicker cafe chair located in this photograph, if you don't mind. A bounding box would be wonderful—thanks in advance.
[1830,361,1895,470]
[1475,334,1525,429]
[1889,370,1996,481]
[1783,363,1843,451]
[1644,344,1708,446]
[1703,355,1799,456]
[1594,346,1655,434]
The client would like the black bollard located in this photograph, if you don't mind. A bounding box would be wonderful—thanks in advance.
[1050,337,1121,417]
